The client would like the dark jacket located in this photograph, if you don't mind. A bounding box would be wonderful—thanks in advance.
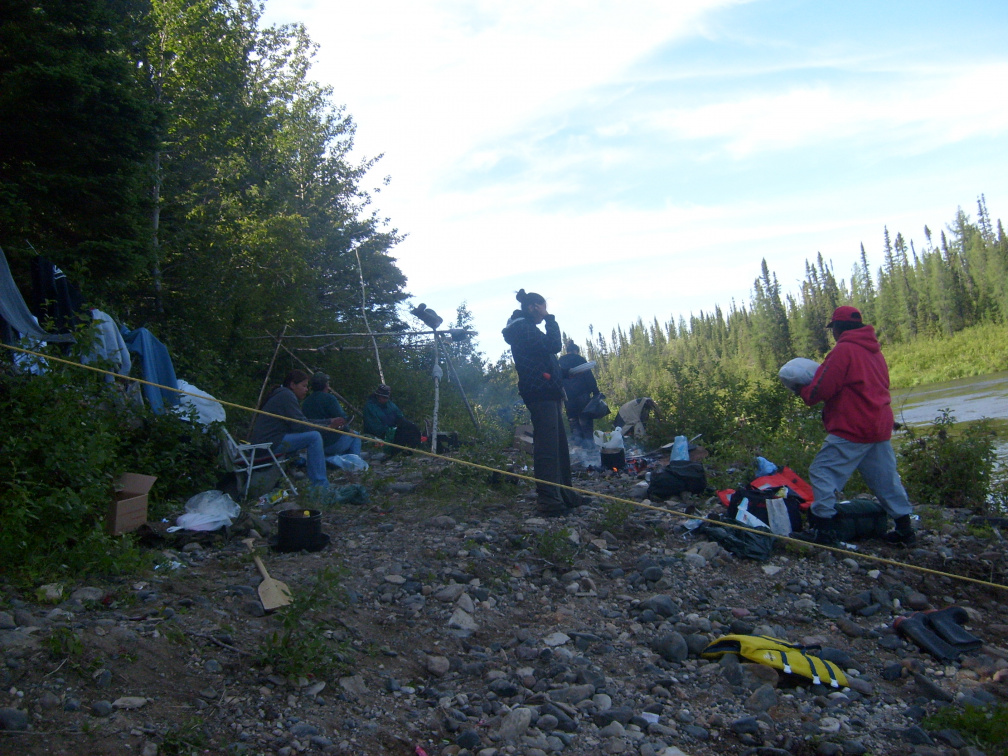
[800,325,894,443]
[502,310,564,403]
[302,391,348,449]
[363,395,404,438]
[250,386,310,447]
[558,352,599,414]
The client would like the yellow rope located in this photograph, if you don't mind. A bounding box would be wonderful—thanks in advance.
[4,342,1007,592]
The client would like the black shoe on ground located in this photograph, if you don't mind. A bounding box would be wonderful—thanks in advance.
[538,498,569,518]
[884,515,916,545]
[797,514,838,546]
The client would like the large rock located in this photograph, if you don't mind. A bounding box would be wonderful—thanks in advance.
[652,632,688,663]
[498,707,533,742]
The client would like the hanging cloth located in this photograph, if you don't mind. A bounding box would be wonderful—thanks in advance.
[121,326,179,414]
[0,246,75,345]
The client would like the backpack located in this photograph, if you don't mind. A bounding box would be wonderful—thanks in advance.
[832,498,888,541]
[726,485,804,534]
[647,460,707,500]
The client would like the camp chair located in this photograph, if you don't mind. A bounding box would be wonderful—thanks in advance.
[220,429,298,500]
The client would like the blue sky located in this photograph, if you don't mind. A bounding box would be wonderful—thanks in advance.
[261,0,1008,361]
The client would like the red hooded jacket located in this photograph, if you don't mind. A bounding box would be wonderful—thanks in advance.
[799,325,894,443]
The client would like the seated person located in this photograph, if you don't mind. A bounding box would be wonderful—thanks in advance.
[302,372,361,457]
[249,369,341,489]
[363,384,421,448]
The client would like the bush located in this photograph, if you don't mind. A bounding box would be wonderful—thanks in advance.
[0,365,222,582]
[922,703,1008,754]
[896,409,999,512]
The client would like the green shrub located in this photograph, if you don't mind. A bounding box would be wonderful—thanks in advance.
[922,703,1008,754]
[0,365,221,582]
[535,528,576,566]
[256,565,350,679]
[896,410,998,512]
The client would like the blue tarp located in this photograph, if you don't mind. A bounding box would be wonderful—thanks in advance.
[121,326,179,414]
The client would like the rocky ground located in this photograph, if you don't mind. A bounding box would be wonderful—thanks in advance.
[1,449,1007,756]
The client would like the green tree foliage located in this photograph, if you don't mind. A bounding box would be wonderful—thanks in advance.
[0,0,158,290]
[583,200,1006,483]
[1,0,407,409]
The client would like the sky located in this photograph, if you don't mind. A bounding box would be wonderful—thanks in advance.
[261,0,1008,362]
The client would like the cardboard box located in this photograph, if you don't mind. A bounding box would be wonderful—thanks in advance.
[514,424,534,454]
[108,473,157,536]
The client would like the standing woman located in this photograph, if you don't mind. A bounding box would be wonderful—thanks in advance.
[503,289,581,516]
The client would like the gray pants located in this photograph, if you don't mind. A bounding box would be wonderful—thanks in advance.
[527,400,576,506]
[809,434,913,519]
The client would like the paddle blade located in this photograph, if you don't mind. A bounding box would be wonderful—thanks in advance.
[258,576,292,611]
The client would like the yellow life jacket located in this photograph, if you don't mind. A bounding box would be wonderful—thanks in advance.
[701,634,849,689]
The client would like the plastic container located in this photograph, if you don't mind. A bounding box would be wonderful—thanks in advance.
[276,508,327,552]
[601,448,626,471]
[671,435,689,461]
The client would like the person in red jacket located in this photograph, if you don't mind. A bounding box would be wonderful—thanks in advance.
[798,306,915,545]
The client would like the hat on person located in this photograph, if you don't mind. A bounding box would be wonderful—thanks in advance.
[374,384,392,398]
[827,306,862,327]
[309,372,329,392]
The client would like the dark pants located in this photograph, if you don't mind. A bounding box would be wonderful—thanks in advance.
[566,411,594,445]
[527,400,576,508]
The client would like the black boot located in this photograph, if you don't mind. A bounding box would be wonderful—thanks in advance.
[800,513,838,546]
[884,515,916,545]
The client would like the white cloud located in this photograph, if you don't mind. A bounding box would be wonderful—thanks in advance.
[260,1,1008,361]
[638,62,1008,158]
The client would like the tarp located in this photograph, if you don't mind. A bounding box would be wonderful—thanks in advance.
[0,246,75,345]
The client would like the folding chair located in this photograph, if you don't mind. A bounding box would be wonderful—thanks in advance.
[220,429,298,500]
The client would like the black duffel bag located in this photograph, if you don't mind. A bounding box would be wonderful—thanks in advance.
[647,460,707,500]
[726,485,804,533]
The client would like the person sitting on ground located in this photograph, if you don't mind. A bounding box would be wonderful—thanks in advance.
[558,341,601,446]
[302,372,361,458]
[363,384,422,448]
[614,397,660,439]
[249,369,341,490]
[796,306,915,546]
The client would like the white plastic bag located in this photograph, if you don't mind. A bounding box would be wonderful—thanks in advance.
[735,498,771,531]
[778,358,820,392]
[326,453,369,471]
[167,490,240,532]
[765,498,793,535]
[594,426,625,450]
[173,380,227,427]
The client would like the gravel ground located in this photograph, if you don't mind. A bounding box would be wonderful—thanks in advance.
[1,450,1006,756]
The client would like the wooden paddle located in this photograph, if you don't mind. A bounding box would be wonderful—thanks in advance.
[243,538,292,611]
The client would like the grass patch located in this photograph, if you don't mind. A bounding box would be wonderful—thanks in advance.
[885,322,1008,388]
[922,703,1008,754]
[600,498,634,532]
[160,717,209,755]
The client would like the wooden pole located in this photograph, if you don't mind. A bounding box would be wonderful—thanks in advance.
[274,340,363,418]
[439,333,480,429]
[248,325,287,439]
[354,245,384,384]
[431,336,441,453]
